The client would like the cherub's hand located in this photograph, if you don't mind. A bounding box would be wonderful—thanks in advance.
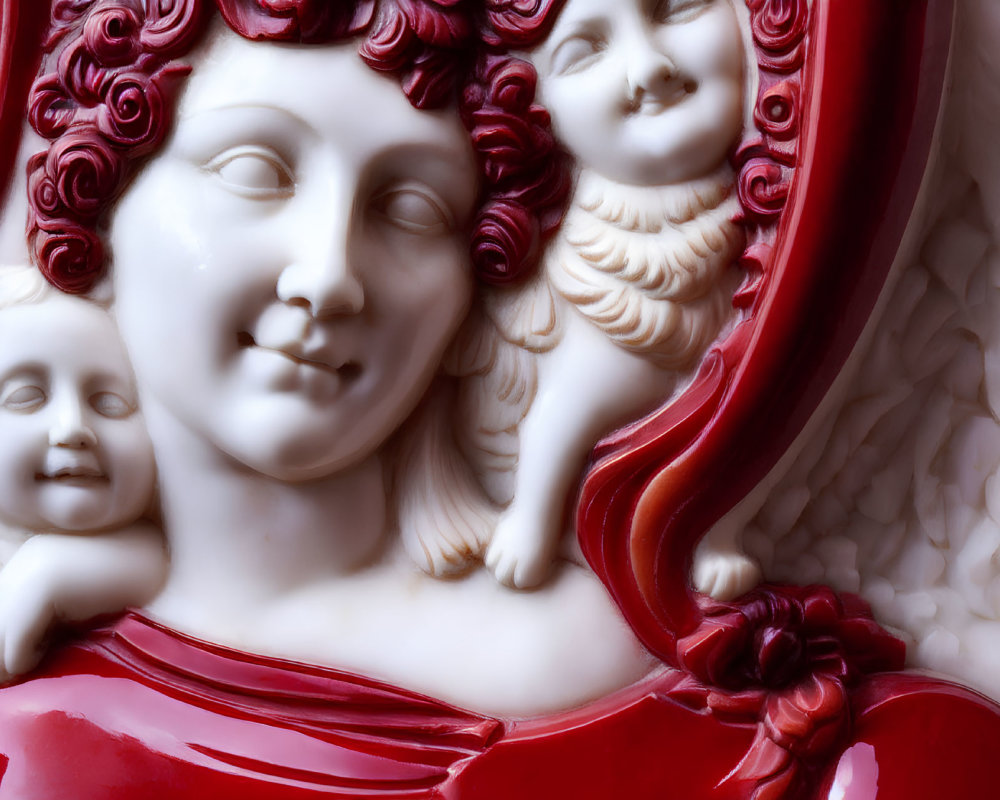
[692,548,762,602]
[0,525,166,684]
[0,539,61,681]
[486,505,558,589]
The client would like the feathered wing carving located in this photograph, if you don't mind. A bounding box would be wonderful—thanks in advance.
[394,379,499,577]
[396,273,561,576]
[746,10,1000,701]
[550,170,745,369]
[446,272,562,507]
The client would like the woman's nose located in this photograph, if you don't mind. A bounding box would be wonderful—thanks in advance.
[276,256,365,318]
[49,399,97,449]
[276,204,365,318]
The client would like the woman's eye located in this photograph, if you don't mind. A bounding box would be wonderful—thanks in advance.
[549,35,605,76]
[652,0,713,24]
[205,147,294,198]
[90,392,133,420]
[1,384,46,413]
[372,188,452,234]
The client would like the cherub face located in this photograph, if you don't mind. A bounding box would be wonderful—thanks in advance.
[110,32,477,481]
[0,296,154,532]
[530,0,744,186]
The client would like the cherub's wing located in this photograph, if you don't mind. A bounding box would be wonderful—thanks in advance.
[444,273,562,506]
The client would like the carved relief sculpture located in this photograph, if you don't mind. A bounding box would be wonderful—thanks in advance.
[0,1,997,798]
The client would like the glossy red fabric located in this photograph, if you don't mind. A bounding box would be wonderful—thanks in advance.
[0,613,501,799]
[0,613,998,799]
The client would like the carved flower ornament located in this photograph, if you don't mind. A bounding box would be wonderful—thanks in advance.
[672,585,906,800]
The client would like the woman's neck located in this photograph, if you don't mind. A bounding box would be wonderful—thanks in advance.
[142,398,388,635]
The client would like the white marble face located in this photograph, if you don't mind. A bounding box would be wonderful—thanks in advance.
[0,296,154,532]
[109,32,478,481]
[530,0,744,186]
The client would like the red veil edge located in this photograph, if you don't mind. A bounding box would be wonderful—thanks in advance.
[577,0,956,666]
[0,0,49,208]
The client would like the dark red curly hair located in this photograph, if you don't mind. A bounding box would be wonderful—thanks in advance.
[26,0,571,293]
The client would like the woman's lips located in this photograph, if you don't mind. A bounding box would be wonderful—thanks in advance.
[237,331,362,403]
[237,331,359,378]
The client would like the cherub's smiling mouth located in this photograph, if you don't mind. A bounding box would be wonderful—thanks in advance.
[626,80,697,116]
[36,466,108,484]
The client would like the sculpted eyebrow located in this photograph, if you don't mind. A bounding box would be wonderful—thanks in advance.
[170,105,314,158]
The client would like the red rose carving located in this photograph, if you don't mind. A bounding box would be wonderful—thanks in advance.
[27,155,65,217]
[28,74,77,139]
[83,4,141,66]
[32,224,105,294]
[97,65,187,152]
[47,132,121,219]
[57,37,107,104]
[473,199,538,285]
[674,585,905,799]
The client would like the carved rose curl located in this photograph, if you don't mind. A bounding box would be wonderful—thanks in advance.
[748,0,808,50]
[747,0,808,73]
[393,0,469,47]
[27,154,65,218]
[400,47,460,109]
[482,0,564,47]
[47,133,122,219]
[360,2,412,71]
[359,1,468,107]
[486,56,536,113]
[32,224,105,294]
[216,0,374,43]
[28,74,77,139]
[738,158,789,224]
[83,4,142,66]
[97,66,186,151]
[469,109,539,184]
[679,586,902,691]
[465,56,552,183]
[755,80,799,140]
[57,37,108,104]
[48,0,100,50]
[141,0,205,54]
[524,156,571,234]
[472,198,538,285]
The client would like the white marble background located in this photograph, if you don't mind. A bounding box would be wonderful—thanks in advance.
[747,0,1000,700]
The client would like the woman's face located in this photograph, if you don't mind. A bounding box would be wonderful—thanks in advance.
[530,0,744,186]
[109,31,478,481]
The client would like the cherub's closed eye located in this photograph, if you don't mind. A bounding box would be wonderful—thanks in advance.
[549,34,606,76]
[652,0,714,24]
[0,384,45,414]
[89,392,134,420]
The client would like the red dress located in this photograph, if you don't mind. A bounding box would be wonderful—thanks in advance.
[0,613,997,799]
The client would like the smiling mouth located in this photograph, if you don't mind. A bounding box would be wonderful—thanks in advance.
[36,466,108,485]
[626,80,697,116]
[237,332,362,381]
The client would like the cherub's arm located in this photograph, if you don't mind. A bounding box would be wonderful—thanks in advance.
[0,523,166,678]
